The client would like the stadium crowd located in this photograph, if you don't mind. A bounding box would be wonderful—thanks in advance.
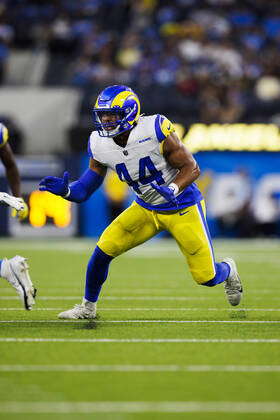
[0,0,279,237]
[0,0,279,125]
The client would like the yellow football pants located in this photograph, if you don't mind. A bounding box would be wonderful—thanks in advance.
[97,200,216,284]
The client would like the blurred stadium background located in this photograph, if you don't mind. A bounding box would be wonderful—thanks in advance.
[0,0,280,240]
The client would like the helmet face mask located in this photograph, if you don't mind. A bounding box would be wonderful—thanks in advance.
[94,109,125,137]
[93,85,140,137]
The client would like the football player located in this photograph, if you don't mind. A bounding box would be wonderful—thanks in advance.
[39,85,242,319]
[0,123,36,310]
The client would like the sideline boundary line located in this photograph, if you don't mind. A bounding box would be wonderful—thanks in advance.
[0,401,280,413]
[0,338,279,343]
[0,364,280,372]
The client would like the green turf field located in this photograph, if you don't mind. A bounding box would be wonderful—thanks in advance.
[0,238,279,420]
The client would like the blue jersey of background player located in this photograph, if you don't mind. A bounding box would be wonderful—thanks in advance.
[39,85,243,319]
[0,123,36,310]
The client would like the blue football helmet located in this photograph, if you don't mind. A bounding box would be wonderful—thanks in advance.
[93,85,141,137]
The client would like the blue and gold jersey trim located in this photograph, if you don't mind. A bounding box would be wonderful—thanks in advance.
[155,114,175,143]
[0,123,8,148]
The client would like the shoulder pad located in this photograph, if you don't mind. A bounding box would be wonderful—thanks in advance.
[154,115,175,142]
[0,123,9,148]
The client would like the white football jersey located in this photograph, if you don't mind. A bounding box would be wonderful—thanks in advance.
[88,114,178,206]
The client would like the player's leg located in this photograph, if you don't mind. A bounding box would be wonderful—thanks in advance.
[86,203,159,299]
[58,202,159,319]
[165,200,242,306]
[0,256,36,310]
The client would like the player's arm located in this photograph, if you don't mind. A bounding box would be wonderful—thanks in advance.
[89,157,107,177]
[162,131,200,193]
[39,158,107,203]
[0,143,21,197]
[150,124,200,205]
[0,142,29,220]
[64,158,107,202]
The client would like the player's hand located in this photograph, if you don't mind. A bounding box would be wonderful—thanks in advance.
[39,171,69,197]
[150,183,178,206]
[11,198,29,221]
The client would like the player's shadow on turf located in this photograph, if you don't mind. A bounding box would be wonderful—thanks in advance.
[73,315,101,330]
[229,309,247,319]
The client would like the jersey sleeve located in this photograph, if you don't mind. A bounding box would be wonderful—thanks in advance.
[154,114,175,143]
[87,138,93,158]
[0,123,9,148]
[87,132,95,159]
[87,131,107,166]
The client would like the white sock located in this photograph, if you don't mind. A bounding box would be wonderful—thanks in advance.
[82,298,96,309]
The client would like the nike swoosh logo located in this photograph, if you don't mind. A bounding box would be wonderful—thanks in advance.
[179,210,189,216]
[167,124,171,130]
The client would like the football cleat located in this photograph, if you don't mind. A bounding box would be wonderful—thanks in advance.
[58,299,97,319]
[1,256,36,310]
[223,257,243,306]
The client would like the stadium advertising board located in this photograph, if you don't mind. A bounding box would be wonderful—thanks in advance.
[0,157,78,237]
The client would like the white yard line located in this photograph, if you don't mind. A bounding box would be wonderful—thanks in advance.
[1,288,279,295]
[0,401,280,413]
[0,319,280,324]
[0,364,279,372]
[0,296,279,301]
[0,296,214,300]
[0,338,279,343]
[1,307,280,312]
[0,308,64,311]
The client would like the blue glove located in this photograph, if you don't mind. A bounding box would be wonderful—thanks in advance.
[272,192,280,200]
[39,171,69,197]
[151,182,178,206]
